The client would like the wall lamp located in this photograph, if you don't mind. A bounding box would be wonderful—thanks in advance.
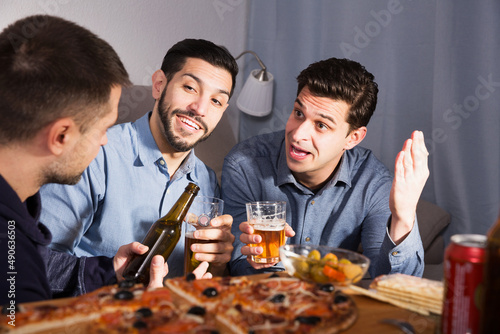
[235,50,274,117]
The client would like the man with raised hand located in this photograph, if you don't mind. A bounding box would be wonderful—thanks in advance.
[223,57,429,278]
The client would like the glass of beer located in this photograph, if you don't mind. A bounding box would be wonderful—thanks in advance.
[246,201,286,263]
[183,196,224,275]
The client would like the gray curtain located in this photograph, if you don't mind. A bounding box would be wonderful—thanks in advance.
[238,0,500,243]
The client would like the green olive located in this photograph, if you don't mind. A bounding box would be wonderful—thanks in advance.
[310,264,329,283]
[293,258,310,277]
[308,249,321,261]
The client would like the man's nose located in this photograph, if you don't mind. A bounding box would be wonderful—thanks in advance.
[291,121,312,142]
[186,97,209,117]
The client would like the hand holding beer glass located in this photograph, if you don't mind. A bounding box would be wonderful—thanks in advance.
[246,201,286,263]
[183,196,224,275]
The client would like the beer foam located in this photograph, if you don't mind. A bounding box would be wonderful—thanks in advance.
[252,220,286,231]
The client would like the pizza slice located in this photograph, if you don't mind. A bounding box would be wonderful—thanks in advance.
[164,273,251,311]
[217,275,358,334]
[91,303,219,334]
[2,281,175,333]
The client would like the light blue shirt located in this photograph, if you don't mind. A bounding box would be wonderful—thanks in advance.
[40,112,219,278]
[221,130,424,278]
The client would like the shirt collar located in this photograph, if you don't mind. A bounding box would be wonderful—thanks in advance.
[276,141,353,191]
[277,143,297,186]
[175,149,198,180]
[132,111,197,177]
[133,111,163,166]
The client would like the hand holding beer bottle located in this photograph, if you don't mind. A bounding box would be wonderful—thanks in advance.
[122,182,199,285]
[115,243,212,288]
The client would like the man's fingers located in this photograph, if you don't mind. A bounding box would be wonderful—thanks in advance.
[210,214,233,227]
[239,221,254,234]
[246,256,278,270]
[394,151,405,180]
[192,261,210,279]
[241,245,263,256]
[403,139,413,172]
[194,228,234,243]
[136,242,149,254]
[147,255,168,289]
[201,272,213,279]
[123,242,149,256]
[240,232,261,245]
[411,131,430,174]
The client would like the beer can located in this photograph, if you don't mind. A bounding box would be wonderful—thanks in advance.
[442,234,486,334]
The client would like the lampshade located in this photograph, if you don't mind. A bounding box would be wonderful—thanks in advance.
[236,69,274,117]
[235,50,275,117]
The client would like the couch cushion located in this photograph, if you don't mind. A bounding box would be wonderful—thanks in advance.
[417,200,450,251]
[417,200,451,265]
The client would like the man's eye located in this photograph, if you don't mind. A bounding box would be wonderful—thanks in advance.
[184,85,195,92]
[295,110,303,117]
[212,98,222,106]
[318,123,328,130]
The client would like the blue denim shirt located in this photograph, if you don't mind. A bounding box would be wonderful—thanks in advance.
[221,131,424,278]
[40,112,219,278]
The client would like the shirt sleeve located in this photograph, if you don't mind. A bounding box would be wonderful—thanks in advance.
[360,176,425,278]
[39,154,105,254]
[46,248,115,298]
[379,215,425,277]
[221,152,275,276]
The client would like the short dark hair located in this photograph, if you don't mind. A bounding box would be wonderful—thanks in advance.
[160,39,238,98]
[0,15,131,144]
[296,57,378,131]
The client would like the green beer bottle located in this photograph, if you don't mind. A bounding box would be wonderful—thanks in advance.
[123,182,200,284]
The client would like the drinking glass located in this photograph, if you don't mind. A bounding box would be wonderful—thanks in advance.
[246,201,286,263]
[183,196,224,275]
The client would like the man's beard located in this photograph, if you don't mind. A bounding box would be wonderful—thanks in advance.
[42,165,84,186]
[158,88,211,152]
[43,173,82,186]
[41,145,86,186]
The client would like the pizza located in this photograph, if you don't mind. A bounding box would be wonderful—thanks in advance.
[1,273,358,333]
[166,273,358,334]
[1,280,179,333]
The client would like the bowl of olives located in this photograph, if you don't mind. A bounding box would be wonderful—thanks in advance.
[280,244,370,286]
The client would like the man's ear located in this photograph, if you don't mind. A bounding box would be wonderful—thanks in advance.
[46,118,78,156]
[151,70,167,100]
[345,126,367,150]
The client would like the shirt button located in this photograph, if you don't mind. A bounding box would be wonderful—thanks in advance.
[159,160,165,165]
[392,251,398,256]
[305,237,311,242]
[311,201,315,205]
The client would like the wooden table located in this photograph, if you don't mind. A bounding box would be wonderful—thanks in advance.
[345,292,439,333]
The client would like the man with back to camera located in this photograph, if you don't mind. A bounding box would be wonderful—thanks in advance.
[0,15,211,304]
[222,57,429,278]
[39,38,238,279]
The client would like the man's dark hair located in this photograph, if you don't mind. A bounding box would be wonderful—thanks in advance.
[0,15,131,144]
[160,39,238,98]
[296,57,378,131]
